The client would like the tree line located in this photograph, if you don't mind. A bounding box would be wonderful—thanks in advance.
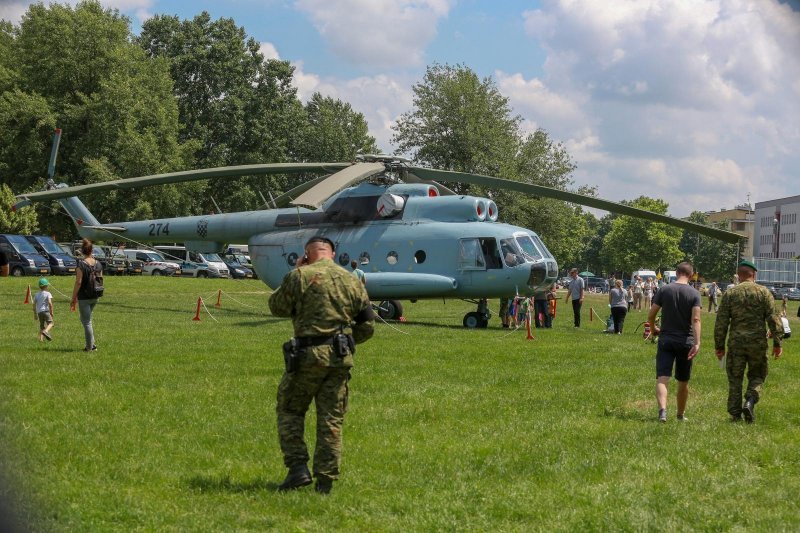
[0,1,740,280]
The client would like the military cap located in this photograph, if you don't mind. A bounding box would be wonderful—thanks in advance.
[738,259,758,271]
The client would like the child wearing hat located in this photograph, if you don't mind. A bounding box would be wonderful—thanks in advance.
[33,277,54,341]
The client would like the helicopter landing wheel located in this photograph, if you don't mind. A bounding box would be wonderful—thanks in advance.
[377,299,403,320]
[463,312,488,328]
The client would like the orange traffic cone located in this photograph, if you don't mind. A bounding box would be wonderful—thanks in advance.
[192,297,202,321]
[215,289,222,308]
[23,284,31,304]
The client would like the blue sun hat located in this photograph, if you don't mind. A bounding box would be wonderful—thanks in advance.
[38,277,49,287]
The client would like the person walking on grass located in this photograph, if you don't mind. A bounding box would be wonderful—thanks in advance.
[71,239,102,352]
[647,262,701,423]
[565,268,584,327]
[714,260,782,423]
[608,279,628,334]
[708,282,719,313]
[269,236,375,495]
[33,278,54,342]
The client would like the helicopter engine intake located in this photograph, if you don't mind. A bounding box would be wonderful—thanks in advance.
[406,195,493,223]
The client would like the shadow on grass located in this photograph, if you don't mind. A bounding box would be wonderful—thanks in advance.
[185,474,280,493]
[603,406,651,422]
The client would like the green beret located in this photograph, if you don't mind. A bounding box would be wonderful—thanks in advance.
[738,259,758,271]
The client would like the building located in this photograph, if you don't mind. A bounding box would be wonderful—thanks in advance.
[704,205,754,259]
[754,195,800,259]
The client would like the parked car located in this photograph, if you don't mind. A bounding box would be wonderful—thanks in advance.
[775,287,800,301]
[0,234,51,276]
[221,252,256,279]
[26,235,78,275]
[122,249,181,276]
[154,246,229,278]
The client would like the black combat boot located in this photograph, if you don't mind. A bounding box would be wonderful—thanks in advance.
[315,476,333,495]
[278,464,312,491]
[742,399,755,424]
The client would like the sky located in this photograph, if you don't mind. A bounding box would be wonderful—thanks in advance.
[2,0,799,217]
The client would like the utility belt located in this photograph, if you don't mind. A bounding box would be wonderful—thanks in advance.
[282,329,355,373]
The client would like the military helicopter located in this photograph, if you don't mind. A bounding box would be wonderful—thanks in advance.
[13,130,739,327]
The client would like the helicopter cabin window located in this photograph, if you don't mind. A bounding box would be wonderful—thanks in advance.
[479,238,501,269]
[386,251,399,265]
[500,239,525,267]
[459,239,486,270]
[339,252,350,267]
[287,252,299,266]
[515,235,543,261]
[414,250,426,264]
[359,252,370,264]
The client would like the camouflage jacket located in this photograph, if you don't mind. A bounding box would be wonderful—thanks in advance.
[714,281,782,351]
[269,258,374,367]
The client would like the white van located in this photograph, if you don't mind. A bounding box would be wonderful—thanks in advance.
[663,270,677,284]
[631,269,658,284]
[155,245,229,278]
[123,249,182,276]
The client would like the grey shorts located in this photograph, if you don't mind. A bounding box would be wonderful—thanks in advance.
[38,311,53,329]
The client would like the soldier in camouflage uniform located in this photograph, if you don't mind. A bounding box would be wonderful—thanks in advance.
[268,236,375,494]
[714,260,783,423]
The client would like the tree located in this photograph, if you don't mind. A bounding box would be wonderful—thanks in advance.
[392,63,520,188]
[297,93,378,161]
[0,184,38,234]
[137,13,309,212]
[679,211,740,281]
[601,197,684,274]
[1,1,196,239]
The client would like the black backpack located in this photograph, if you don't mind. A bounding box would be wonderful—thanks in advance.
[81,260,104,299]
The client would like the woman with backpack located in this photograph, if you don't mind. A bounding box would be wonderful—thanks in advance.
[71,239,103,352]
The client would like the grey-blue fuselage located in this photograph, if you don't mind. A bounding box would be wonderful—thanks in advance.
[61,182,559,300]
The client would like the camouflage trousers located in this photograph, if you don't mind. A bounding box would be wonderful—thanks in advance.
[726,347,769,417]
[276,365,350,479]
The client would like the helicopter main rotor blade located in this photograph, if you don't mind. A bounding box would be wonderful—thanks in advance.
[14,162,351,204]
[410,167,741,244]
[290,162,386,209]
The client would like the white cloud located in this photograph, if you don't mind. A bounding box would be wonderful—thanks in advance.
[290,61,413,152]
[0,1,35,23]
[259,41,281,61]
[515,0,800,216]
[294,0,453,68]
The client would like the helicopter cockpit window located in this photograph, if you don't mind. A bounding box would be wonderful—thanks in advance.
[530,234,553,259]
[515,235,543,261]
[459,239,486,270]
[500,238,525,267]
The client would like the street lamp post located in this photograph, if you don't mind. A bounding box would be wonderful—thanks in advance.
[773,215,780,258]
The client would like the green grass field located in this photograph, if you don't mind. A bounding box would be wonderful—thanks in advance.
[1,275,799,531]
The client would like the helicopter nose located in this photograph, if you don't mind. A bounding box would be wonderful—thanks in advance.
[528,261,547,288]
